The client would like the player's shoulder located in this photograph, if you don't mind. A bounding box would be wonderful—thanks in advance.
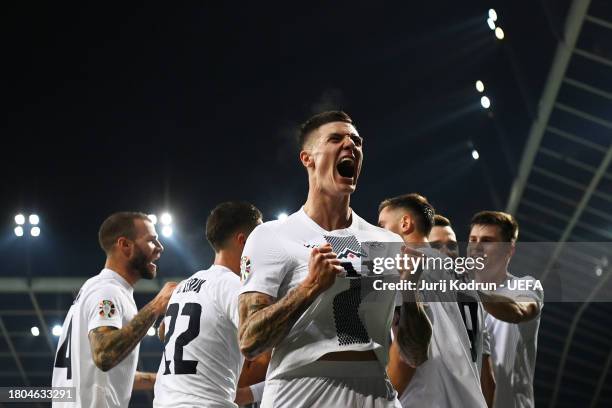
[351,211,403,242]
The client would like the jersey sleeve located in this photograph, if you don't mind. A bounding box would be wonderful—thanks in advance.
[239,224,291,298]
[83,284,127,332]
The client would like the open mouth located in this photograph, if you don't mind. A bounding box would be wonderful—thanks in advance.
[336,157,356,179]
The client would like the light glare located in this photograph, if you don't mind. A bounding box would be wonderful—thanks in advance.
[52,325,62,337]
[480,96,491,109]
[148,214,158,225]
[160,213,172,225]
[472,150,480,160]
[489,9,498,22]
[29,214,39,225]
[495,27,505,40]
[14,226,24,237]
[31,227,41,237]
[475,80,485,93]
[277,213,288,221]
[15,214,25,225]
[162,226,173,237]
[31,326,40,337]
[487,18,496,30]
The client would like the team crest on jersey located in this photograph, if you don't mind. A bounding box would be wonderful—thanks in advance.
[98,300,116,319]
[241,255,251,281]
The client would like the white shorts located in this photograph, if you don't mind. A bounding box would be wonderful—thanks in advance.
[261,361,401,408]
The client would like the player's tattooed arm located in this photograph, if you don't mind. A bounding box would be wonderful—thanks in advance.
[238,287,314,360]
[89,282,177,372]
[133,371,156,391]
[239,245,342,360]
[478,291,539,323]
[396,295,432,368]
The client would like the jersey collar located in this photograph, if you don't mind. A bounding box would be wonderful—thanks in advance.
[297,206,358,235]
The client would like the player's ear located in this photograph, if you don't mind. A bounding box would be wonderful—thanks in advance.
[400,214,413,235]
[236,232,247,248]
[299,149,313,168]
[116,237,132,257]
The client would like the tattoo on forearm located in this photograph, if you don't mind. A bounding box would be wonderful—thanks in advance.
[89,301,160,371]
[239,287,313,359]
[397,301,432,367]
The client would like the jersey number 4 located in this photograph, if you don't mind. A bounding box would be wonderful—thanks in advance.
[163,302,201,375]
[54,318,73,379]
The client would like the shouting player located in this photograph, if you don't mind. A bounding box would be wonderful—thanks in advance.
[238,111,430,408]
[52,212,177,408]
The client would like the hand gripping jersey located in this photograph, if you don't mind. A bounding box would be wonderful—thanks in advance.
[239,208,402,381]
[399,248,488,408]
[485,274,543,408]
[153,265,242,408]
[51,269,138,408]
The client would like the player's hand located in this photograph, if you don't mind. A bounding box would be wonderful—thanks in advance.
[399,245,425,283]
[152,282,178,315]
[302,244,343,297]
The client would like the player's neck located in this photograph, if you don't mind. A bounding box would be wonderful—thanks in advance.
[213,251,240,276]
[304,192,351,231]
[403,232,428,244]
[104,258,138,286]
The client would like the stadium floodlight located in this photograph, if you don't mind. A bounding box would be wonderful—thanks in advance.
[14,226,24,237]
[277,213,288,221]
[595,267,603,277]
[472,150,480,160]
[162,226,173,238]
[31,326,40,337]
[495,27,505,40]
[52,325,62,337]
[487,18,496,30]
[475,80,485,93]
[148,214,158,225]
[29,214,39,225]
[480,96,491,109]
[15,214,25,225]
[489,9,497,22]
[160,213,172,225]
[147,327,156,336]
[31,227,41,237]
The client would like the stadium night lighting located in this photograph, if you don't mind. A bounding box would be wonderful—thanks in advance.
[489,9,497,22]
[52,325,62,337]
[487,18,496,30]
[14,212,41,238]
[277,212,288,221]
[480,96,491,109]
[162,226,173,238]
[31,326,40,337]
[472,150,480,160]
[495,27,505,40]
[475,80,485,93]
[160,213,172,225]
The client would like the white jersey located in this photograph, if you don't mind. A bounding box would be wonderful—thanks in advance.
[52,269,138,408]
[153,265,242,408]
[239,208,402,381]
[486,274,543,408]
[399,248,487,408]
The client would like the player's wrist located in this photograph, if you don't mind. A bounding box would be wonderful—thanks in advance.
[298,280,321,302]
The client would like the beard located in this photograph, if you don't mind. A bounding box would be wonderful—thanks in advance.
[129,246,156,280]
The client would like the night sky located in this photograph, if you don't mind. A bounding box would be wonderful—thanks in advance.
[1,1,570,277]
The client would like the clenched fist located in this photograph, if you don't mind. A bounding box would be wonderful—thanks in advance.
[301,243,344,298]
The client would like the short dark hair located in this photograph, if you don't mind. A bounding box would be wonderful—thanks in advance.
[433,214,451,228]
[379,193,435,236]
[98,212,150,254]
[298,111,353,148]
[470,211,519,242]
[206,201,262,252]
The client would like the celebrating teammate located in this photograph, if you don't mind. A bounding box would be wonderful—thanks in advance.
[153,201,265,408]
[52,212,177,408]
[238,111,428,407]
[468,211,543,408]
[378,195,488,408]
